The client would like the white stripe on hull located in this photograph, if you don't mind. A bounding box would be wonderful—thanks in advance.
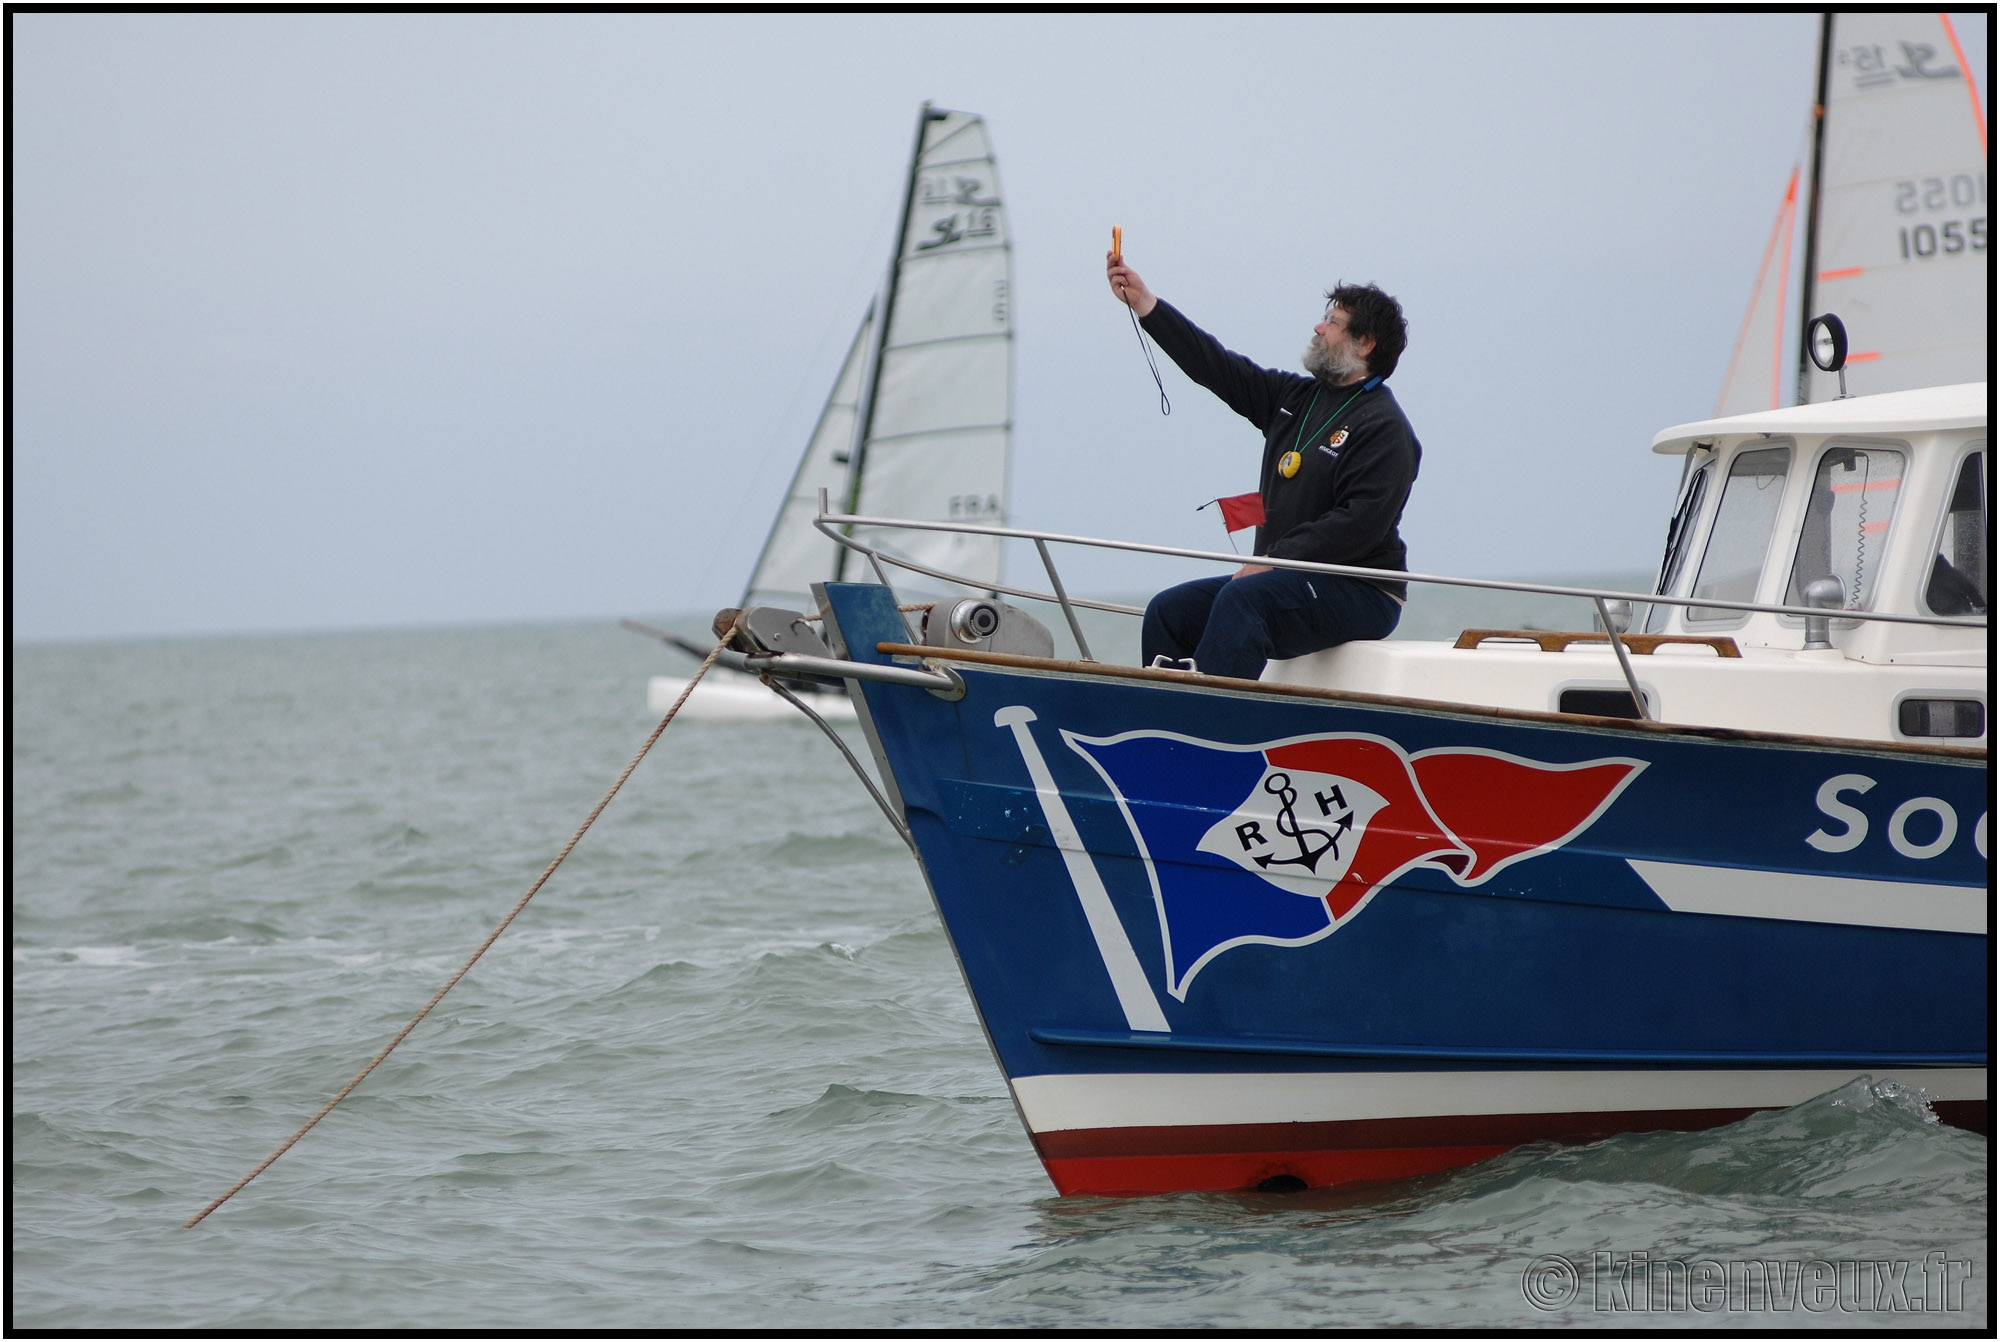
[994,706,1171,1032]
[1628,859,1986,935]
[1011,1068,1987,1133]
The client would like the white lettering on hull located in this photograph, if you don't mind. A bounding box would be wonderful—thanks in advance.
[1806,772,1985,862]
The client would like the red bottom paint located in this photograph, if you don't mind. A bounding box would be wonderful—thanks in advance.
[1044,1144,1510,1197]
[1035,1101,1990,1196]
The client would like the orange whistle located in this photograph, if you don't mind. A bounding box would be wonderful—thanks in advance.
[1112,226,1122,261]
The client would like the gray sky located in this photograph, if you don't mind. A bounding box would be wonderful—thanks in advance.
[12,13,1988,642]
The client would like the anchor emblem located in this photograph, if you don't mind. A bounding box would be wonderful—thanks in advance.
[1250,772,1352,873]
[1197,763,1390,897]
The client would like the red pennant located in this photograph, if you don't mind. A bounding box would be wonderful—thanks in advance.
[1216,492,1265,533]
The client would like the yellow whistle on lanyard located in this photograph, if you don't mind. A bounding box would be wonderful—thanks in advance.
[1112,226,1122,262]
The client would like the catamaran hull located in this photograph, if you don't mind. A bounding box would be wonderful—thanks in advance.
[647,672,858,721]
[819,585,1990,1196]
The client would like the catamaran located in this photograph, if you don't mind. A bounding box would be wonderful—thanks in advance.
[686,15,1986,1197]
[632,104,1013,720]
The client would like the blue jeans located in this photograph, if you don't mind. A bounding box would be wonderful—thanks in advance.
[1141,570,1401,681]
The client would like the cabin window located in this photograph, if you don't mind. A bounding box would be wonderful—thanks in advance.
[1896,696,1986,739]
[1644,457,1711,632]
[1687,446,1790,624]
[1922,446,1987,617]
[1785,442,1906,613]
[1557,686,1655,719]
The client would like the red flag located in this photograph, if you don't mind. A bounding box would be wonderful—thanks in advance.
[1216,491,1264,532]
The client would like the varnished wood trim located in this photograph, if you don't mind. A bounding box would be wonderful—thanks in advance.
[1453,629,1742,657]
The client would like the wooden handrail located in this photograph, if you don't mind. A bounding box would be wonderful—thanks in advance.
[1453,630,1742,657]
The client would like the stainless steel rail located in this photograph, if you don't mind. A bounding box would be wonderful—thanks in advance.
[813,498,1988,631]
[743,651,964,696]
[624,616,963,693]
[1592,597,1652,721]
[1035,537,1096,661]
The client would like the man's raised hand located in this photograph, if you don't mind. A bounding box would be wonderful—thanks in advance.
[1106,253,1157,318]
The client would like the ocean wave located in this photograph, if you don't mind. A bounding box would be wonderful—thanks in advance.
[1438,1076,1984,1206]
[369,824,431,851]
[213,843,298,871]
[129,916,288,945]
[711,1157,878,1201]
[767,1083,940,1128]
[16,944,150,968]
[64,781,143,805]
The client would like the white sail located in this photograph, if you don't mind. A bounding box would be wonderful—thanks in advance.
[843,107,1012,592]
[1800,13,1988,402]
[1715,168,1800,416]
[742,302,875,610]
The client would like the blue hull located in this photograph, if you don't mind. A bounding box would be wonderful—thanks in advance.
[820,585,1989,1194]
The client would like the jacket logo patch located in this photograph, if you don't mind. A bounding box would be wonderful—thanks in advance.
[1328,428,1349,448]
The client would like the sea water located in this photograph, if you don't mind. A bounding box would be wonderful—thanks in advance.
[11,608,1987,1329]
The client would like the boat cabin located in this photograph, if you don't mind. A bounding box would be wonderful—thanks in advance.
[1270,382,1988,747]
[1642,382,1986,663]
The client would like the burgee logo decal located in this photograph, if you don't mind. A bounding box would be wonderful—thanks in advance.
[1064,729,1645,999]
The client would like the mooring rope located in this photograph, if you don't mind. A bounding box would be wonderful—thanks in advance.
[183,623,741,1229]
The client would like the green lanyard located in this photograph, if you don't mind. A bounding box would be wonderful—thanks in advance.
[1290,378,1378,458]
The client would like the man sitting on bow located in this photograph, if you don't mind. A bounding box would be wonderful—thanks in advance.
[1108,252,1422,681]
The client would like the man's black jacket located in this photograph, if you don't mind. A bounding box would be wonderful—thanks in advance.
[1140,299,1420,601]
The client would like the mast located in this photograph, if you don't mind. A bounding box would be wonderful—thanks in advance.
[836,102,942,582]
[1793,11,1834,405]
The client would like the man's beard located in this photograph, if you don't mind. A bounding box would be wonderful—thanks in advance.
[1303,333,1368,385]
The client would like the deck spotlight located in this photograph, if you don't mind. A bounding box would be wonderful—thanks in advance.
[1809,314,1850,397]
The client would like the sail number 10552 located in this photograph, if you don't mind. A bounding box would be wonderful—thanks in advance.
[1898,218,1986,258]
[1893,174,1985,260]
